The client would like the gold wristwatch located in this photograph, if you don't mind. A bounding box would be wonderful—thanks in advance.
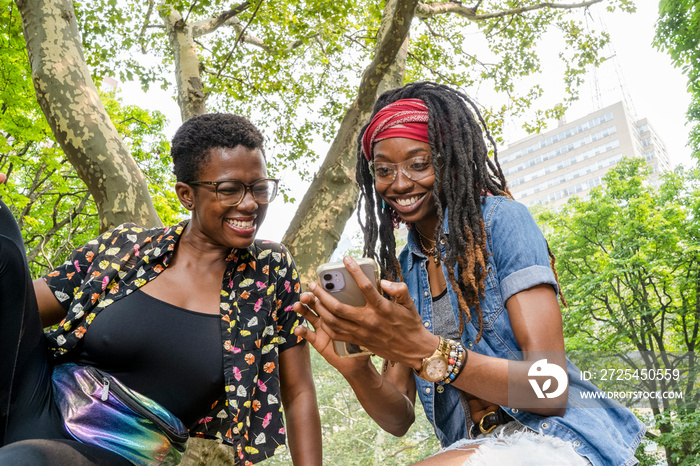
[415,336,450,383]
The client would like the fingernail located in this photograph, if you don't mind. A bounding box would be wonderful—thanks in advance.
[309,282,316,291]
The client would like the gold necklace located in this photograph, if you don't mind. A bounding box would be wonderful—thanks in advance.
[416,228,439,265]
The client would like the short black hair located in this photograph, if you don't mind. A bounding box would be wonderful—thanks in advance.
[171,113,265,182]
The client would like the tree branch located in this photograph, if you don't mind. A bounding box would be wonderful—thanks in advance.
[26,191,91,264]
[137,0,156,54]
[406,51,459,86]
[192,4,315,55]
[355,0,420,108]
[415,0,604,21]
[212,0,264,82]
[190,1,251,37]
[183,0,199,23]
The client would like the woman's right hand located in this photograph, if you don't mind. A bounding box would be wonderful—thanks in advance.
[299,257,438,371]
[295,289,418,437]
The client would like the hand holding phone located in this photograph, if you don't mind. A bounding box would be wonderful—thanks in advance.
[316,258,379,357]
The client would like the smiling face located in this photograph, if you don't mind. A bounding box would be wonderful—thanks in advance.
[180,145,269,250]
[373,137,439,231]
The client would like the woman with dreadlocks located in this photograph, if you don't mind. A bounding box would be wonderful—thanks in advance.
[294,82,644,465]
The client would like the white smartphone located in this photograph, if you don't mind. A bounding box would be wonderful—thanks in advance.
[315,258,379,357]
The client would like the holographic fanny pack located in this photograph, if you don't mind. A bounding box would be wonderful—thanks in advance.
[52,363,189,466]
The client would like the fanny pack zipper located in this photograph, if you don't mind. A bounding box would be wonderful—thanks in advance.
[85,366,189,444]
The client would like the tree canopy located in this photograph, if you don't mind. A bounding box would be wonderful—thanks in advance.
[10,0,636,285]
[3,0,658,463]
[538,157,700,465]
[2,0,174,275]
[655,0,700,161]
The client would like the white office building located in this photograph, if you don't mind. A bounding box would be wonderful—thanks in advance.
[498,101,671,208]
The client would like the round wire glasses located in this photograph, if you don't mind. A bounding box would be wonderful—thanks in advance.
[369,155,434,184]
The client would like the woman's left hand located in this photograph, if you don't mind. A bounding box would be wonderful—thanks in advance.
[306,256,439,370]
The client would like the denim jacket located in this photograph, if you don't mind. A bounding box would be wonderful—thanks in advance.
[399,196,645,466]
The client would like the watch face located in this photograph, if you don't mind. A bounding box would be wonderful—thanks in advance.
[426,359,448,381]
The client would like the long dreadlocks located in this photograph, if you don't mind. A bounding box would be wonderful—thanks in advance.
[356,81,564,343]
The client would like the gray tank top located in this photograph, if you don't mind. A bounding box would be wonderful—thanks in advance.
[432,290,460,340]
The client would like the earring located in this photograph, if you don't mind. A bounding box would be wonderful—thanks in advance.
[188,203,192,208]
[381,199,386,209]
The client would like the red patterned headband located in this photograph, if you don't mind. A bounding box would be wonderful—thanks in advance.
[362,98,429,161]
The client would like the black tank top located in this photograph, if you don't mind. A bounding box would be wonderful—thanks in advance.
[73,289,224,427]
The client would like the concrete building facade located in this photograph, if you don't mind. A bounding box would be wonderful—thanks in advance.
[498,101,671,208]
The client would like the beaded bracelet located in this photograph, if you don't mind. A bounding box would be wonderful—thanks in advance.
[440,338,466,384]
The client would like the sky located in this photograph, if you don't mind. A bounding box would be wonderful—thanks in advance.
[518,1,693,167]
[119,1,693,245]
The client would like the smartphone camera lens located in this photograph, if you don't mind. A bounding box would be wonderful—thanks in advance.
[323,273,332,281]
[324,282,334,291]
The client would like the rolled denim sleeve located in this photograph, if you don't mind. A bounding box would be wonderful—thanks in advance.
[489,199,558,303]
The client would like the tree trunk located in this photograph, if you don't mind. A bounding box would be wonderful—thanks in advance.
[161,2,207,121]
[282,0,417,286]
[15,0,161,232]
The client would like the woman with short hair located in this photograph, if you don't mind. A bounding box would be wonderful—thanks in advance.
[0,113,322,466]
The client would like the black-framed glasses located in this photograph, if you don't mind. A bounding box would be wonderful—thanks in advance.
[369,155,434,184]
[189,178,279,206]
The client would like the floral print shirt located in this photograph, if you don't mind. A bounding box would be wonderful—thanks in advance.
[44,221,305,465]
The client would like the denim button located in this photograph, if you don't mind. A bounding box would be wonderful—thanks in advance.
[511,408,519,414]
[425,387,431,394]
[424,321,430,328]
[573,441,580,447]
[468,342,473,348]
[541,422,549,429]
[424,291,429,297]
